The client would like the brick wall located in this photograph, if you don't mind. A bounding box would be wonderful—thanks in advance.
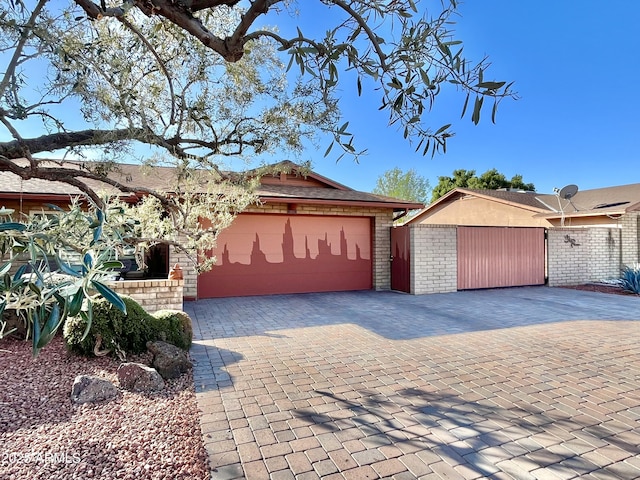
[171,204,395,299]
[109,279,184,312]
[588,228,622,279]
[409,224,457,294]
[548,228,621,286]
[621,212,640,266]
[169,245,197,300]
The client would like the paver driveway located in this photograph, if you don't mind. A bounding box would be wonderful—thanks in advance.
[186,287,640,480]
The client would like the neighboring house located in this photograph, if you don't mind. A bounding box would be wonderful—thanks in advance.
[0,160,422,299]
[407,184,640,229]
[396,183,640,294]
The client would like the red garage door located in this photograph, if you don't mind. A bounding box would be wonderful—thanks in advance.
[198,214,372,298]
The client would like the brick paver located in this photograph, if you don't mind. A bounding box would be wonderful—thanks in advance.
[187,287,640,479]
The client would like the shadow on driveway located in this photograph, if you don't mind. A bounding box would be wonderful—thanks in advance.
[186,287,640,480]
[187,286,640,341]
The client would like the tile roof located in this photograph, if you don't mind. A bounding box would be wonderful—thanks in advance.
[462,189,552,211]
[0,159,422,210]
[452,185,640,216]
[255,184,423,208]
[408,183,640,225]
[536,183,640,217]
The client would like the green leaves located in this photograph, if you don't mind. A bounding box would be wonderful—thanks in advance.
[68,288,85,317]
[0,199,132,356]
[0,222,27,232]
[91,280,126,315]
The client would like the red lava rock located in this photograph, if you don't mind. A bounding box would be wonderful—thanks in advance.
[0,336,209,480]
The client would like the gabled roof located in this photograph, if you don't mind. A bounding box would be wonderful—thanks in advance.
[406,187,550,224]
[407,183,640,224]
[0,159,423,211]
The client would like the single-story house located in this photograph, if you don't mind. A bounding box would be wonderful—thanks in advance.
[407,184,640,229]
[398,184,640,293]
[0,159,423,299]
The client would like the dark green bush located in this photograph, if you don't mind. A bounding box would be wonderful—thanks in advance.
[64,296,153,356]
[63,297,193,356]
[152,309,193,350]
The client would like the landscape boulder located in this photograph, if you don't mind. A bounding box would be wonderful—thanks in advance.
[117,362,165,392]
[71,375,118,404]
[147,340,192,379]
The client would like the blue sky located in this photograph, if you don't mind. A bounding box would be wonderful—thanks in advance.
[283,1,640,196]
[4,1,638,198]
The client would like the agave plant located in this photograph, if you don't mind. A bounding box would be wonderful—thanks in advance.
[620,264,640,295]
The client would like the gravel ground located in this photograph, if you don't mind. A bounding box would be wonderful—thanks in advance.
[561,282,638,296]
[0,335,209,480]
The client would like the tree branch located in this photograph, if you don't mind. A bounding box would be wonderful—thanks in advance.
[0,128,146,159]
[117,16,176,124]
[0,0,49,99]
[326,0,388,69]
[74,0,244,61]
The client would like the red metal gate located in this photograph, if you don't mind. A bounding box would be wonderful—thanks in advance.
[391,226,411,293]
[457,227,545,290]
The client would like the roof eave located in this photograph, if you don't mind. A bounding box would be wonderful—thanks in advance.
[260,196,423,211]
[537,210,627,219]
[405,189,463,224]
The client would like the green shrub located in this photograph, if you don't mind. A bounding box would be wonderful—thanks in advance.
[620,264,640,294]
[63,297,193,356]
[151,310,193,350]
[64,296,153,356]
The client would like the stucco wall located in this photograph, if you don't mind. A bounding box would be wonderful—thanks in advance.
[172,203,395,299]
[409,224,457,294]
[417,196,552,227]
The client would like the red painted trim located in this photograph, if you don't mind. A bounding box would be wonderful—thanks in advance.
[260,196,423,210]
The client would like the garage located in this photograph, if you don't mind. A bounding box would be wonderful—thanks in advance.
[198,213,373,298]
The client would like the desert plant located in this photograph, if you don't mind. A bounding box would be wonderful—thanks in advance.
[620,264,640,295]
[64,297,193,357]
[0,203,127,356]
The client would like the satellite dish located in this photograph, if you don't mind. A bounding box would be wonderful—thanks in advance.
[559,184,578,200]
[556,184,579,218]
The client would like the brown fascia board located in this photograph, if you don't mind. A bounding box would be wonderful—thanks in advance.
[536,209,627,219]
[243,160,353,191]
[0,191,139,204]
[0,192,83,202]
[259,195,423,211]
